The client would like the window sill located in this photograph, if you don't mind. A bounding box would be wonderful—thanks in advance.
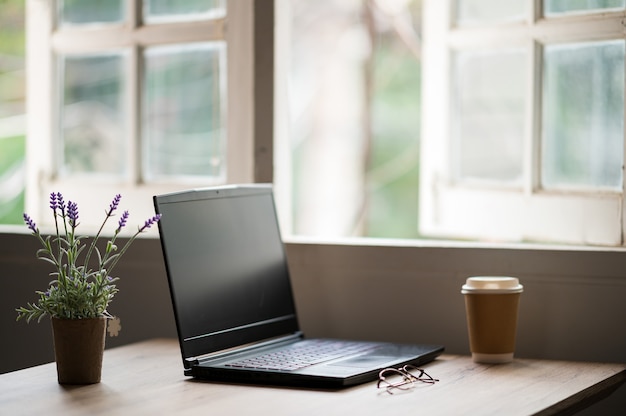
[283,235,626,254]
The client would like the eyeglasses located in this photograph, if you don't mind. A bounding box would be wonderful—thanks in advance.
[377,365,439,394]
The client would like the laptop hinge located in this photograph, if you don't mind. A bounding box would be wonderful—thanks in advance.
[185,331,304,367]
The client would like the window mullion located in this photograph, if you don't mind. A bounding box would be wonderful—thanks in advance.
[532,14,625,44]
[530,0,541,22]
[128,0,140,185]
[526,40,542,196]
[225,1,254,183]
[527,1,540,196]
[129,45,140,185]
[128,0,141,28]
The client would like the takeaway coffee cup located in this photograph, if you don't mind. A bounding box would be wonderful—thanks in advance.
[462,276,523,364]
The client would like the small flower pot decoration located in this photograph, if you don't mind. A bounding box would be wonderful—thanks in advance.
[17,192,161,384]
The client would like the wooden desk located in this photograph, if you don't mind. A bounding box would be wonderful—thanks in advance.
[1,339,624,416]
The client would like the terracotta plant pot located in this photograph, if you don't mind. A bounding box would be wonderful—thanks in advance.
[51,317,107,384]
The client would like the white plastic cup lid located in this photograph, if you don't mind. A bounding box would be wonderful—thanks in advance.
[461,276,523,294]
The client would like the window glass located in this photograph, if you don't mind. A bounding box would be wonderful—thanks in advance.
[544,0,625,16]
[142,42,226,181]
[286,0,423,238]
[452,49,526,184]
[59,0,124,26]
[455,0,526,26]
[143,0,225,23]
[60,53,126,177]
[542,40,624,190]
[368,4,422,238]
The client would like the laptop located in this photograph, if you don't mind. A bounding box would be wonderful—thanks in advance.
[153,184,444,388]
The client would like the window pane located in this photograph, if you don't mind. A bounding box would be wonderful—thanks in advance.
[143,43,225,181]
[144,0,225,23]
[456,0,526,25]
[287,1,370,238]
[59,0,124,26]
[542,41,624,190]
[544,0,625,16]
[60,53,126,176]
[367,2,422,239]
[453,50,527,184]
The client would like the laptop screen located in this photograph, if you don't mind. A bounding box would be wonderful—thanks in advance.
[154,185,299,361]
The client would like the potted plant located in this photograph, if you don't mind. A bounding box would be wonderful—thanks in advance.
[16,192,161,384]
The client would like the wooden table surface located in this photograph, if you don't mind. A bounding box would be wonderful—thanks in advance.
[1,338,624,416]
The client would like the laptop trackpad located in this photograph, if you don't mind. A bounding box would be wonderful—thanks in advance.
[329,355,396,369]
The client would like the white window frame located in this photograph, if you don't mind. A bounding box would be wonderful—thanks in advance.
[419,0,626,246]
[25,0,272,231]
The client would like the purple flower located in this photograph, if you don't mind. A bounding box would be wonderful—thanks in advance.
[56,192,66,216]
[116,210,129,234]
[139,214,162,232]
[107,194,122,216]
[23,213,38,233]
[49,193,57,213]
[67,201,79,227]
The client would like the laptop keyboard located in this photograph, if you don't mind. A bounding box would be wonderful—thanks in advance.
[224,339,378,371]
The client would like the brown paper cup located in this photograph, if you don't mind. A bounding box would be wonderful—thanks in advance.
[462,277,523,364]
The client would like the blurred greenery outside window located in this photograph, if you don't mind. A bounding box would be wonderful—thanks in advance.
[283,0,424,239]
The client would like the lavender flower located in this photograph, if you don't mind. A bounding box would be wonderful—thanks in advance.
[116,210,129,234]
[56,192,66,216]
[49,193,57,213]
[23,213,37,233]
[17,191,160,323]
[67,201,79,228]
[107,194,122,216]
[139,214,162,232]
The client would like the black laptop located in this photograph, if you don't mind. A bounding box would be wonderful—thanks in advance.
[153,184,443,388]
